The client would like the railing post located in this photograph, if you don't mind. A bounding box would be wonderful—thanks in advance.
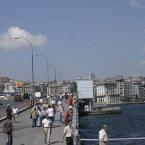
[76,133,81,145]
[73,103,80,145]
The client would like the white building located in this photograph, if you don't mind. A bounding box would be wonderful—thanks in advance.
[3,83,16,95]
[131,82,145,99]
[95,81,121,104]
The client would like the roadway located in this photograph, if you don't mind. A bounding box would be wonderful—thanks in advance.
[0,108,66,145]
[0,98,30,118]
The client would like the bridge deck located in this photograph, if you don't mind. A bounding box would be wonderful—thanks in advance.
[0,108,65,145]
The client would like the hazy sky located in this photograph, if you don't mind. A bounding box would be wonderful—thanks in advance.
[0,0,145,81]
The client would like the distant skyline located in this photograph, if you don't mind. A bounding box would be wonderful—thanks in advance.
[0,0,145,81]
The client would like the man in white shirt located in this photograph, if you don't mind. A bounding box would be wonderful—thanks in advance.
[12,107,18,123]
[42,115,52,145]
[62,121,74,145]
[47,105,54,124]
[99,125,108,145]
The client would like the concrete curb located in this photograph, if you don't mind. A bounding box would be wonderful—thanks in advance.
[0,105,32,122]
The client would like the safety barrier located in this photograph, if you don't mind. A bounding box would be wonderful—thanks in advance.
[72,103,80,145]
[0,105,31,122]
[80,137,145,144]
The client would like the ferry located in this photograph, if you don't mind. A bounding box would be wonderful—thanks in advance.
[79,103,122,116]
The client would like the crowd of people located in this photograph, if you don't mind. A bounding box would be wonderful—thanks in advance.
[2,92,108,145]
[29,93,76,145]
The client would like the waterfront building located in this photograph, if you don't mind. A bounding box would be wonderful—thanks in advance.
[130,82,145,100]
[95,81,121,104]
[116,79,125,98]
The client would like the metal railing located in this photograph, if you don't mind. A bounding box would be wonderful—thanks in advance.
[73,102,145,145]
[80,137,145,144]
[72,103,80,145]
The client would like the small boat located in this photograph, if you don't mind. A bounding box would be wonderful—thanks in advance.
[79,105,122,116]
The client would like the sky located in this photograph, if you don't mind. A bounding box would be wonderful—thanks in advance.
[0,0,145,81]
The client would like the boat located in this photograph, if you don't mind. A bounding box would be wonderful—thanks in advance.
[79,103,122,116]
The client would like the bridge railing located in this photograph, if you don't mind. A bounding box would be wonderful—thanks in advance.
[72,103,80,145]
[80,137,145,144]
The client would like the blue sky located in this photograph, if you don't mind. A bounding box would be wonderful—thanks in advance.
[0,0,145,81]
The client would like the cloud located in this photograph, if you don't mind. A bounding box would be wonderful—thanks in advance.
[130,0,145,9]
[0,26,47,50]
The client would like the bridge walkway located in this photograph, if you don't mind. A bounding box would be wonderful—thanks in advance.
[0,107,66,145]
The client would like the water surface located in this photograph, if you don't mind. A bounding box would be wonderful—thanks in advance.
[79,103,145,145]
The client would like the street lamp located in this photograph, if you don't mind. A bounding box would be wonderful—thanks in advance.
[36,54,50,96]
[14,37,35,106]
[36,54,49,83]
[50,64,57,83]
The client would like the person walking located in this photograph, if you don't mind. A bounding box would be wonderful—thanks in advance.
[12,107,18,123]
[99,125,108,145]
[47,105,54,124]
[31,106,37,128]
[58,103,64,123]
[6,104,13,120]
[42,115,52,145]
[62,121,74,145]
[3,116,14,145]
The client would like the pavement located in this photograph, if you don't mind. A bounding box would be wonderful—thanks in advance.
[0,108,66,145]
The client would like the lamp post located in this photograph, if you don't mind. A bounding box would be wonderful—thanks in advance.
[36,54,50,96]
[50,64,57,83]
[14,37,35,106]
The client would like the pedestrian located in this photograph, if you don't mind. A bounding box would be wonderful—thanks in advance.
[42,115,52,145]
[12,107,18,123]
[58,103,64,123]
[62,121,74,145]
[99,124,108,145]
[37,107,42,127]
[3,116,14,145]
[6,104,13,120]
[47,105,54,124]
[64,108,73,126]
[31,106,37,128]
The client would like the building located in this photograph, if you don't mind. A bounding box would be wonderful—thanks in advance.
[95,81,121,104]
[49,82,63,95]
[3,83,15,95]
[130,82,145,99]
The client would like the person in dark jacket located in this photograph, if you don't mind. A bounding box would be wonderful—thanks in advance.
[3,116,14,145]
[6,104,13,120]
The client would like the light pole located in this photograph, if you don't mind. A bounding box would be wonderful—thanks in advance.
[36,54,50,96]
[14,37,35,106]
[50,64,57,83]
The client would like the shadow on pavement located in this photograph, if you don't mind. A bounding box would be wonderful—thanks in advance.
[14,125,32,130]
[51,140,61,144]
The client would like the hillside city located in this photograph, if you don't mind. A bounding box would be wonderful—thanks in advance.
[0,73,145,104]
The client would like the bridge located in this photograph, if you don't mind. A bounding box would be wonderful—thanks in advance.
[0,99,145,145]
[0,107,66,145]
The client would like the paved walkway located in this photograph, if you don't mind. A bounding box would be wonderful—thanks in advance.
[0,108,66,145]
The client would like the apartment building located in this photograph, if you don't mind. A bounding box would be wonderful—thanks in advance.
[95,81,121,104]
